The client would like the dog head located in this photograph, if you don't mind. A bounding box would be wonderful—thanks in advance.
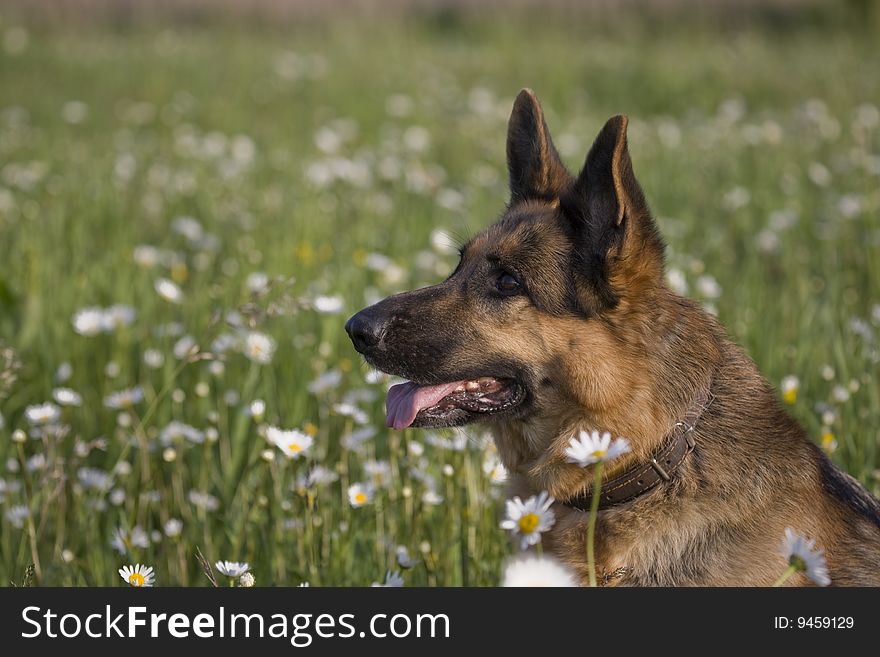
[346,89,669,456]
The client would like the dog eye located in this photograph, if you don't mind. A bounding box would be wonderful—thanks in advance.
[496,272,522,295]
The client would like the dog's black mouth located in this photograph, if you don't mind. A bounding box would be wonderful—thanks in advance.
[385,376,526,429]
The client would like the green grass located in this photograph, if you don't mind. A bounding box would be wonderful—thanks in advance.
[0,13,878,586]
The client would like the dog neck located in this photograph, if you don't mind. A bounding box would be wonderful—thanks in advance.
[493,366,717,503]
[561,381,713,511]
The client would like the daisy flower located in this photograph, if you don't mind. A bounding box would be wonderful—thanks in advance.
[215,561,250,577]
[110,526,150,554]
[105,304,136,330]
[781,375,799,405]
[188,490,220,512]
[820,429,838,454]
[248,399,266,421]
[72,307,108,336]
[501,555,578,587]
[396,546,420,569]
[242,331,276,365]
[24,402,61,426]
[164,519,183,537]
[300,465,339,488]
[312,295,344,314]
[348,482,374,508]
[372,570,404,587]
[364,459,393,488]
[154,278,184,304]
[52,387,83,407]
[266,426,313,459]
[500,491,556,550]
[77,467,114,492]
[307,369,342,395]
[159,421,205,446]
[777,528,831,586]
[239,572,255,588]
[5,505,29,529]
[565,430,631,468]
[119,563,155,587]
[103,386,144,410]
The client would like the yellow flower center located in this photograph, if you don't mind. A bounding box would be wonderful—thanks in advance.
[354,492,367,504]
[518,512,540,534]
[288,442,303,453]
[783,389,797,404]
[821,432,836,453]
[128,572,145,587]
[591,449,607,459]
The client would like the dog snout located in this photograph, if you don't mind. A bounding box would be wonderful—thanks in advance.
[345,309,388,353]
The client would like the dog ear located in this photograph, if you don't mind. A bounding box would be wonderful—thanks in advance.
[563,115,664,313]
[506,89,571,203]
[572,114,646,228]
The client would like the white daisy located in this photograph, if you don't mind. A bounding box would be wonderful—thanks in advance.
[372,570,404,587]
[24,402,61,426]
[307,369,342,394]
[248,399,266,421]
[781,375,800,405]
[119,563,155,587]
[266,426,313,459]
[565,430,631,468]
[55,362,73,383]
[364,459,393,488]
[159,421,205,446]
[299,465,339,489]
[312,295,344,314]
[164,519,183,537]
[215,560,250,577]
[421,489,444,506]
[154,278,184,304]
[396,546,420,569]
[77,467,113,492]
[143,349,165,369]
[72,307,107,336]
[242,331,276,365]
[110,526,150,554]
[340,426,377,451]
[332,402,369,425]
[482,453,508,484]
[103,386,144,410]
[105,304,136,330]
[5,505,29,529]
[246,271,270,294]
[779,528,831,586]
[500,491,556,550]
[348,482,374,508]
[52,387,82,407]
[501,555,578,587]
[188,490,220,512]
[239,572,255,588]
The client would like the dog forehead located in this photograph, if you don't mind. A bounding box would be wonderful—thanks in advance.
[465,201,567,262]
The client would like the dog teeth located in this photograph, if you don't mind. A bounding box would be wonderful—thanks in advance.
[454,384,466,392]
[465,381,481,392]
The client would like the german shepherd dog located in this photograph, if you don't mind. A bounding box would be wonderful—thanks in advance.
[345,89,880,585]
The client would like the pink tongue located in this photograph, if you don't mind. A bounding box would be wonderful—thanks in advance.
[386,381,464,430]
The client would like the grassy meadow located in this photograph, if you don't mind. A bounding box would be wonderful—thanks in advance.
[0,10,879,586]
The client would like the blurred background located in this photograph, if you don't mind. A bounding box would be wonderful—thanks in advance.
[0,0,878,586]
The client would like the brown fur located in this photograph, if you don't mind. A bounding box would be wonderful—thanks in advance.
[346,89,880,586]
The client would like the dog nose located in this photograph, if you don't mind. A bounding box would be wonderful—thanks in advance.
[345,310,386,353]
